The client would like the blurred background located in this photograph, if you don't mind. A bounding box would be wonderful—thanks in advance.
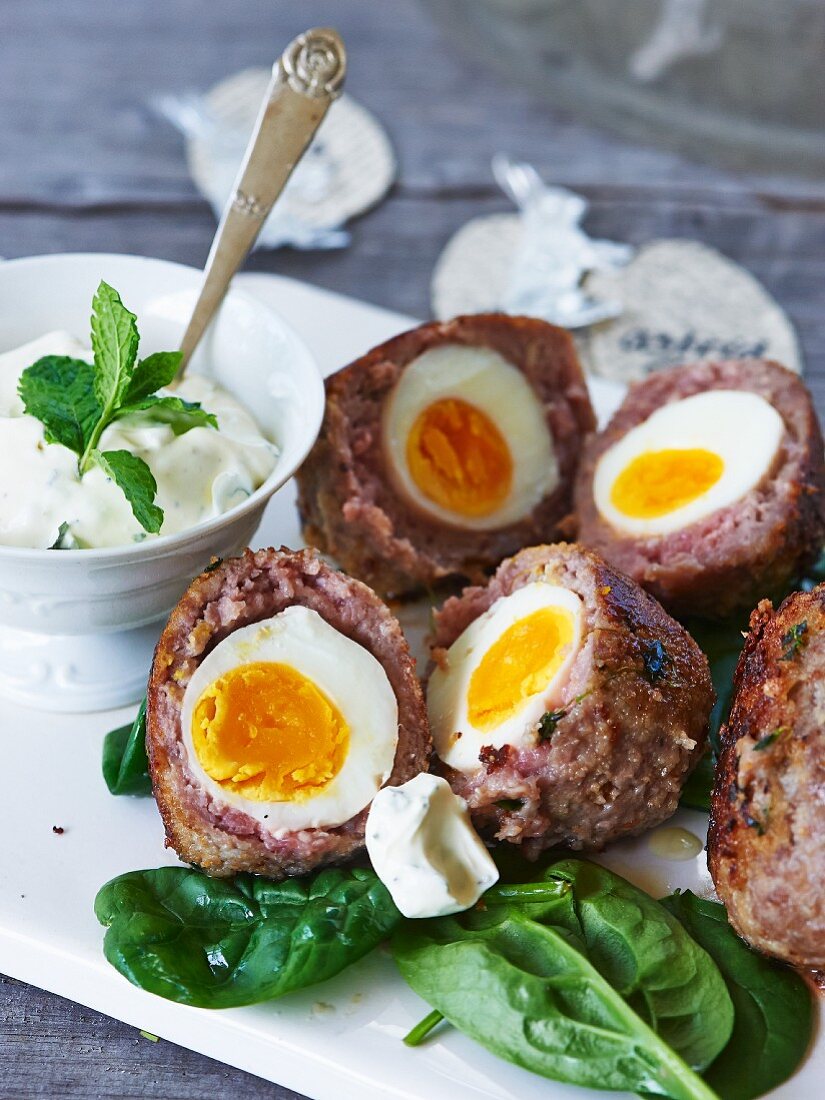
[1,1,824,1095]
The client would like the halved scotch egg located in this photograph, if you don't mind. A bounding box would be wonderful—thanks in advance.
[428,543,713,854]
[575,360,825,619]
[296,314,595,597]
[147,548,431,879]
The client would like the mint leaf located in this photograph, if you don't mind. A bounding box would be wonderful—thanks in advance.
[90,281,139,414]
[94,449,163,534]
[124,351,183,404]
[18,356,100,456]
[115,394,218,435]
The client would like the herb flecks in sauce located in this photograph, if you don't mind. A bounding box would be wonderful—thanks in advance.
[18,282,216,534]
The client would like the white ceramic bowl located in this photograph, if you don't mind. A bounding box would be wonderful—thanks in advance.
[0,253,324,711]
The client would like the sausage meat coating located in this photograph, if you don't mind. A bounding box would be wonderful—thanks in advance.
[574,359,825,619]
[296,313,595,598]
[429,543,713,856]
[709,585,825,967]
[147,547,431,879]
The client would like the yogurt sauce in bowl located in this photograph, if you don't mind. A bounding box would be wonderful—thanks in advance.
[0,332,278,549]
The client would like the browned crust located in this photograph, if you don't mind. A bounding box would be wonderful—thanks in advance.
[709,585,825,967]
[573,359,825,619]
[146,547,431,879]
[429,543,713,853]
[296,314,596,598]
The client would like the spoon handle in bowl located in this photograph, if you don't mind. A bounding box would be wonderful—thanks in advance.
[178,27,347,374]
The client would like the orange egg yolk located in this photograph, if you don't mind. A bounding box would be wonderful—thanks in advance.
[406,397,513,517]
[192,661,349,802]
[467,606,576,732]
[610,448,724,519]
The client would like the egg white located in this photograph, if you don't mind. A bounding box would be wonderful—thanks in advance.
[593,389,785,537]
[180,606,399,832]
[428,581,584,774]
[382,344,558,530]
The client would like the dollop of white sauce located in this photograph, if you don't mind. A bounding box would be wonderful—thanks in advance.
[0,332,278,548]
[365,773,499,919]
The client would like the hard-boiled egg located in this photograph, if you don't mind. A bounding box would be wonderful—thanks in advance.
[180,606,398,832]
[593,389,785,537]
[382,344,557,530]
[428,581,583,774]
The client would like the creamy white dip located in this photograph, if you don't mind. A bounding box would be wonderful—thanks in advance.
[365,773,499,919]
[0,332,278,549]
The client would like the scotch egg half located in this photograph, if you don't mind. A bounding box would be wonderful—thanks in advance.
[428,580,584,774]
[180,606,399,832]
[382,344,557,531]
[593,389,785,537]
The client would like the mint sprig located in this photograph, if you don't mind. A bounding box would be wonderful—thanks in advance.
[18,281,217,535]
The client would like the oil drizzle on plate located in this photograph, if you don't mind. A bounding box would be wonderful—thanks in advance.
[648,826,703,862]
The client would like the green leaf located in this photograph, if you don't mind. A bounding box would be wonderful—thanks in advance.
[679,753,714,813]
[93,449,163,534]
[114,394,218,435]
[18,356,100,457]
[89,280,140,413]
[663,891,813,1100]
[102,700,151,796]
[393,905,720,1100]
[545,860,733,1072]
[95,866,401,1008]
[123,351,183,403]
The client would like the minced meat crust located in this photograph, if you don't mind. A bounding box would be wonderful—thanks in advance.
[296,313,595,598]
[573,359,825,620]
[146,547,431,879]
[429,543,713,855]
[709,585,825,967]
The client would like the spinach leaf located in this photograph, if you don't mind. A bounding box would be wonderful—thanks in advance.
[102,700,151,796]
[663,891,813,1100]
[543,860,733,1072]
[393,907,720,1100]
[678,615,747,811]
[679,753,715,813]
[95,866,401,1008]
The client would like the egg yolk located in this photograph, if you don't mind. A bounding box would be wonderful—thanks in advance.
[406,397,513,517]
[610,448,724,519]
[467,606,575,732]
[192,661,349,802]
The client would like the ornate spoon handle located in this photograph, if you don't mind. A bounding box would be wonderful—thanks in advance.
[178,27,346,375]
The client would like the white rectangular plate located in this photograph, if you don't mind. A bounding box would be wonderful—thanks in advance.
[0,274,819,1100]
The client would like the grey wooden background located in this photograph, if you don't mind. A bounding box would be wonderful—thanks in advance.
[1,1,823,1097]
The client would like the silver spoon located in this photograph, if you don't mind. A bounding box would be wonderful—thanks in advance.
[177,27,346,377]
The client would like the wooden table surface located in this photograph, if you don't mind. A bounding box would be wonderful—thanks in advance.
[2,1,824,1096]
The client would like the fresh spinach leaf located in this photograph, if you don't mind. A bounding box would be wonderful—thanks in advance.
[93,449,163,533]
[102,699,151,796]
[393,906,720,1100]
[394,859,731,1099]
[95,866,401,1008]
[679,753,715,813]
[545,860,733,1072]
[663,891,813,1100]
